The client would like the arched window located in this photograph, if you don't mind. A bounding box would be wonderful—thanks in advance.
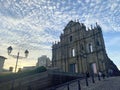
[80,44,84,50]
[70,36,72,42]
[72,48,75,57]
[89,43,93,52]
[70,28,72,32]
[96,41,100,46]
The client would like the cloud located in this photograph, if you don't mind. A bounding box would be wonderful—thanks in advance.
[0,0,120,69]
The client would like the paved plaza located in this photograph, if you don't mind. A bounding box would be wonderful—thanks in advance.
[82,76,120,90]
[55,76,120,90]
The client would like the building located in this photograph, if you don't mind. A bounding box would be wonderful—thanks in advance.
[0,56,7,72]
[36,55,51,68]
[52,20,108,74]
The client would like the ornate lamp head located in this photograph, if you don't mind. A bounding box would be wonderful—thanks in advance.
[25,50,29,57]
[7,46,13,55]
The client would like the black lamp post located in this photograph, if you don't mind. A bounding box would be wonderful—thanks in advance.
[7,46,29,72]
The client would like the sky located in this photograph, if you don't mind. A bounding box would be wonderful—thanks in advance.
[0,0,120,70]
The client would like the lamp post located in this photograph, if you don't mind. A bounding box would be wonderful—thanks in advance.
[7,46,29,72]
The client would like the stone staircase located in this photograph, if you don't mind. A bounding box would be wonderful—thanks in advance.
[0,71,52,90]
[0,70,84,90]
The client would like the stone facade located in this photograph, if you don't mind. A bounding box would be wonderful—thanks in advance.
[52,20,108,74]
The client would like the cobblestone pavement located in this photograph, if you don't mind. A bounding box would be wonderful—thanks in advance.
[83,76,120,90]
[55,76,120,90]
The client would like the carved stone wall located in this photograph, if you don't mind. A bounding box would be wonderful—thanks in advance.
[52,21,109,74]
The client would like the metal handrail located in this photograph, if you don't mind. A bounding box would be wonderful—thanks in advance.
[47,77,83,90]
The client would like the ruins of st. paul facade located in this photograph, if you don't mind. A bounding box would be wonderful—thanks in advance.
[52,20,116,75]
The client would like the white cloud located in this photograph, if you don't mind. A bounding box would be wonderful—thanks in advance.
[0,0,120,70]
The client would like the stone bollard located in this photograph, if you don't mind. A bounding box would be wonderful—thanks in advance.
[102,73,105,79]
[67,83,69,90]
[78,80,81,90]
[98,74,101,81]
[85,76,89,86]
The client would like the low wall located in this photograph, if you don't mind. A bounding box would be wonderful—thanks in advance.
[0,71,52,90]
[0,70,84,90]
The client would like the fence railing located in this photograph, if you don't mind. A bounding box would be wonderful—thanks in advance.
[47,78,82,90]
[47,73,108,90]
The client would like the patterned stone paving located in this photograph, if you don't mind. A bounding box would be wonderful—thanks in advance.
[55,76,120,90]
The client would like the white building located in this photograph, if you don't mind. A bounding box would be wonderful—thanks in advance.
[36,55,51,68]
[0,56,7,72]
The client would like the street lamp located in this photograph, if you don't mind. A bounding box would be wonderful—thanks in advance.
[7,46,13,55]
[7,46,29,72]
[25,50,29,57]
